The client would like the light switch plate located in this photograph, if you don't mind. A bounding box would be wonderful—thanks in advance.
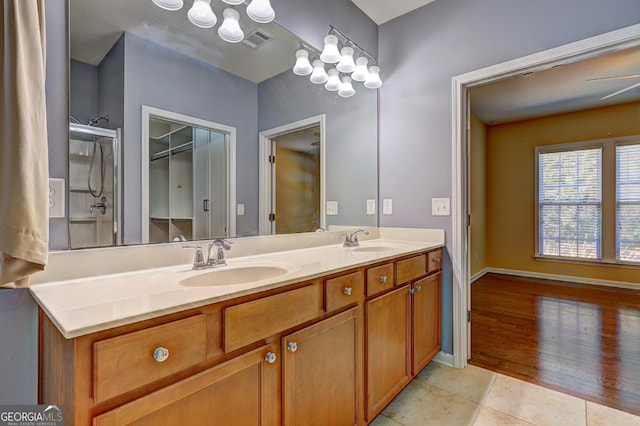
[49,178,65,218]
[326,201,338,215]
[237,203,245,216]
[432,198,450,216]
[366,199,376,215]
[382,199,392,215]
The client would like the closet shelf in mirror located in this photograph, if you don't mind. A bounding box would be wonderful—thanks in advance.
[151,141,193,161]
[150,217,193,224]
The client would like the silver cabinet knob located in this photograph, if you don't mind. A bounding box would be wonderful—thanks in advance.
[433,257,441,263]
[153,346,169,363]
[265,352,277,364]
[343,287,353,296]
[409,288,415,295]
[287,341,298,352]
[379,275,388,283]
[415,285,422,292]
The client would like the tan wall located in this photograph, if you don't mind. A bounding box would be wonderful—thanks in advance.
[486,101,640,284]
[470,114,488,277]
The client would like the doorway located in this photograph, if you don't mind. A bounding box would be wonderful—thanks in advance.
[259,115,326,235]
[141,106,237,243]
[451,24,640,369]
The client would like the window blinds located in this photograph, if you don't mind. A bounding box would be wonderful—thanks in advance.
[616,144,640,263]
[538,148,602,259]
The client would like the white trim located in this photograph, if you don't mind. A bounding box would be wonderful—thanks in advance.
[452,24,640,369]
[470,268,489,283]
[432,352,454,368]
[141,105,237,243]
[258,115,327,235]
[484,267,640,291]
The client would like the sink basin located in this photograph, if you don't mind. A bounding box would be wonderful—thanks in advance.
[180,265,289,287]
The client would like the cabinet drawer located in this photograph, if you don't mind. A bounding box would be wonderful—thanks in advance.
[366,263,394,297]
[396,255,426,284]
[325,271,363,311]
[428,249,442,272]
[224,283,323,353]
[93,315,207,403]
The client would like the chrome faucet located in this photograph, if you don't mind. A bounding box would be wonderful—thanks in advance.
[183,239,233,270]
[343,229,370,247]
[90,196,108,215]
[207,239,232,267]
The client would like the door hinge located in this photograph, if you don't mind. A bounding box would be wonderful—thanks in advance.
[268,155,276,164]
[269,212,276,222]
[467,310,471,323]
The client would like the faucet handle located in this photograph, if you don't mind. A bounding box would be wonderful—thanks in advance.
[183,245,206,269]
[211,238,233,250]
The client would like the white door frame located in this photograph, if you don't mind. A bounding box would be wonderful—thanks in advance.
[258,114,326,235]
[141,105,237,243]
[451,23,640,369]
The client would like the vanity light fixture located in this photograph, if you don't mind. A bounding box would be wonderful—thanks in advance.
[291,25,382,98]
[152,0,184,11]
[325,68,341,91]
[338,76,355,97]
[309,60,329,84]
[336,45,356,73]
[151,0,276,43]
[218,8,244,43]
[292,48,313,76]
[187,0,217,28]
[246,0,275,24]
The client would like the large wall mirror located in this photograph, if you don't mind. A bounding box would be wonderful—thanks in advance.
[62,0,378,249]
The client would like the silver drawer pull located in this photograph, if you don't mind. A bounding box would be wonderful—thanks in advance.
[343,287,353,296]
[265,352,277,364]
[287,341,298,352]
[153,347,170,363]
[433,257,441,263]
[415,284,422,292]
[379,275,388,283]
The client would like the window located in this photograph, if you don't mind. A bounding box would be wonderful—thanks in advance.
[536,139,640,265]
[616,144,640,263]
[538,147,601,259]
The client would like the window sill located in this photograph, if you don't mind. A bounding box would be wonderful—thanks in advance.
[534,255,640,269]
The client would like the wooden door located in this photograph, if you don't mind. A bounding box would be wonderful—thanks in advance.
[93,344,279,426]
[412,273,442,375]
[365,285,412,421]
[282,308,361,426]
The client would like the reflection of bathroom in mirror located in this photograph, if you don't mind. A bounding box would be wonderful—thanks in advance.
[64,0,380,249]
[143,107,235,244]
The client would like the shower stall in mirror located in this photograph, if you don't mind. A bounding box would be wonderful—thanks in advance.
[68,123,120,249]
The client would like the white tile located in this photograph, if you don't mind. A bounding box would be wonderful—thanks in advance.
[586,401,640,426]
[417,363,496,404]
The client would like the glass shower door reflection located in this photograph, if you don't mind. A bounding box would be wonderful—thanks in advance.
[68,123,120,249]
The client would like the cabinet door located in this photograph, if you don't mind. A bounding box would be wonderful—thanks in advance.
[282,308,361,426]
[93,344,279,426]
[365,285,412,421]
[412,273,442,375]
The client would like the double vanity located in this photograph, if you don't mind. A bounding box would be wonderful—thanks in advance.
[32,228,444,425]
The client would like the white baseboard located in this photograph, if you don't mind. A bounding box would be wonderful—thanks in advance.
[470,268,489,283]
[432,351,455,368]
[486,267,640,290]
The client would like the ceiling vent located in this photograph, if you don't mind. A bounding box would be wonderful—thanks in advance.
[242,29,272,49]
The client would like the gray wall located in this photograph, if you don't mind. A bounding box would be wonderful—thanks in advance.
[378,0,640,353]
[120,33,259,242]
[258,70,378,227]
[69,59,98,124]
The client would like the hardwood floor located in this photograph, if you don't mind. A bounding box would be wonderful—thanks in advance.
[469,273,640,416]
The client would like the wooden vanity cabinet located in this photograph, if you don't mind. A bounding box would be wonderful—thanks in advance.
[282,307,362,426]
[39,248,442,426]
[364,253,442,422]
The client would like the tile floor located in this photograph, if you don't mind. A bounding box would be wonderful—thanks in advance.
[370,363,640,426]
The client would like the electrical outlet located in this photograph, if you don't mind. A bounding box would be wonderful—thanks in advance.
[366,199,376,215]
[237,203,245,216]
[49,178,65,218]
[382,199,392,215]
[432,198,450,216]
[326,201,338,215]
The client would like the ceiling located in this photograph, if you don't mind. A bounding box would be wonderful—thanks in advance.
[470,45,640,125]
[349,0,437,25]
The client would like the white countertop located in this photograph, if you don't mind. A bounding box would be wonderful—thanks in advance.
[31,228,444,339]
